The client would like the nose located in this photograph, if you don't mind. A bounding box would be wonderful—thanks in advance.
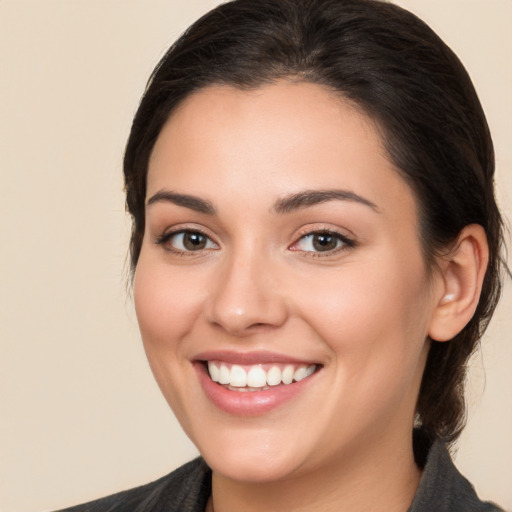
[205,250,288,336]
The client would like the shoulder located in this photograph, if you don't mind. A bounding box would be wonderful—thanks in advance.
[55,458,211,512]
[409,433,504,512]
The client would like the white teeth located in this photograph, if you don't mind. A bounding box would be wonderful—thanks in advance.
[293,366,307,382]
[266,366,282,386]
[207,362,317,389]
[247,366,267,387]
[294,365,316,382]
[208,361,220,382]
[218,364,230,385]
[282,365,294,385]
[305,364,315,377]
[229,365,247,387]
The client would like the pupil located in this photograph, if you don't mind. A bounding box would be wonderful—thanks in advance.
[313,234,336,251]
[184,232,206,250]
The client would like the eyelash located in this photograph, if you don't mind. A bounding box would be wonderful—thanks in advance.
[290,229,356,257]
[155,228,356,256]
[155,228,218,256]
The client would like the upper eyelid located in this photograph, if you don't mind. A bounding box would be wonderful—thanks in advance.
[289,227,356,252]
[297,232,353,243]
[298,230,349,240]
[155,224,216,240]
[153,224,355,249]
[154,226,218,248]
[293,225,356,241]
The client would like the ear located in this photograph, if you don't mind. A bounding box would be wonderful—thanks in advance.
[428,224,489,342]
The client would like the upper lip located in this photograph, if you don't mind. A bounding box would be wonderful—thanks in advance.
[193,350,320,366]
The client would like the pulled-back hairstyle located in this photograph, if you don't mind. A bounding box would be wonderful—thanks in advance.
[124,0,507,444]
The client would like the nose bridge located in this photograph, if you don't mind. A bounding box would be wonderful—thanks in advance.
[206,241,286,334]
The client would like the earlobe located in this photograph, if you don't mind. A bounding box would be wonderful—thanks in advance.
[428,224,489,342]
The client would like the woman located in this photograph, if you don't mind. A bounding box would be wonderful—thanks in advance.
[60,0,507,510]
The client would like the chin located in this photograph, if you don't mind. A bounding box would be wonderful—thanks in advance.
[206,449,303,483]
[189,423,310,483]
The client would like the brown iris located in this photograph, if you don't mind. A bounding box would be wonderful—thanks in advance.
[182,232,208,250]
[312,233,339,251]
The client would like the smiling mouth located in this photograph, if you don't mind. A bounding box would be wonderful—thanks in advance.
[205,361,319,392]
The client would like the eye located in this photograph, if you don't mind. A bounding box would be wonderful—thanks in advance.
[292,231,354,253]
[157,230,218,252]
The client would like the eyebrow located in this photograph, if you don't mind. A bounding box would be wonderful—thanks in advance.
[146,188,378,216]
[146,190,216,215]
[273,189,379,214]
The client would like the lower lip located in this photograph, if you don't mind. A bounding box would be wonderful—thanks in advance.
[195,363,318,416]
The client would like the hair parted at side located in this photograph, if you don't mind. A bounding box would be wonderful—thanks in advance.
[123,0,507,444]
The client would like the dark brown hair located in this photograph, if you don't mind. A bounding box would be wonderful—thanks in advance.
[124,0,507,443]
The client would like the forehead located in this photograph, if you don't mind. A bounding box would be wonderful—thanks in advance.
[147,81,416,222]
[149,81,380,173]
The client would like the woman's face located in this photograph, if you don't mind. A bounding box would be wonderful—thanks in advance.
[134,82,441,482]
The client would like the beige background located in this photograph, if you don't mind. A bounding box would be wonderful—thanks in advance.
[1,1,511,511]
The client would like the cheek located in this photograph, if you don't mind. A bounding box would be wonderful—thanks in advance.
[291,253,431,374]
[133,256,205,347]
[132,254,207,417]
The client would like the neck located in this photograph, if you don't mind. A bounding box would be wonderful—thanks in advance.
[208,430,422,512]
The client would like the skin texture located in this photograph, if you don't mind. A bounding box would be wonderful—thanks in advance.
[134,82,488,512]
